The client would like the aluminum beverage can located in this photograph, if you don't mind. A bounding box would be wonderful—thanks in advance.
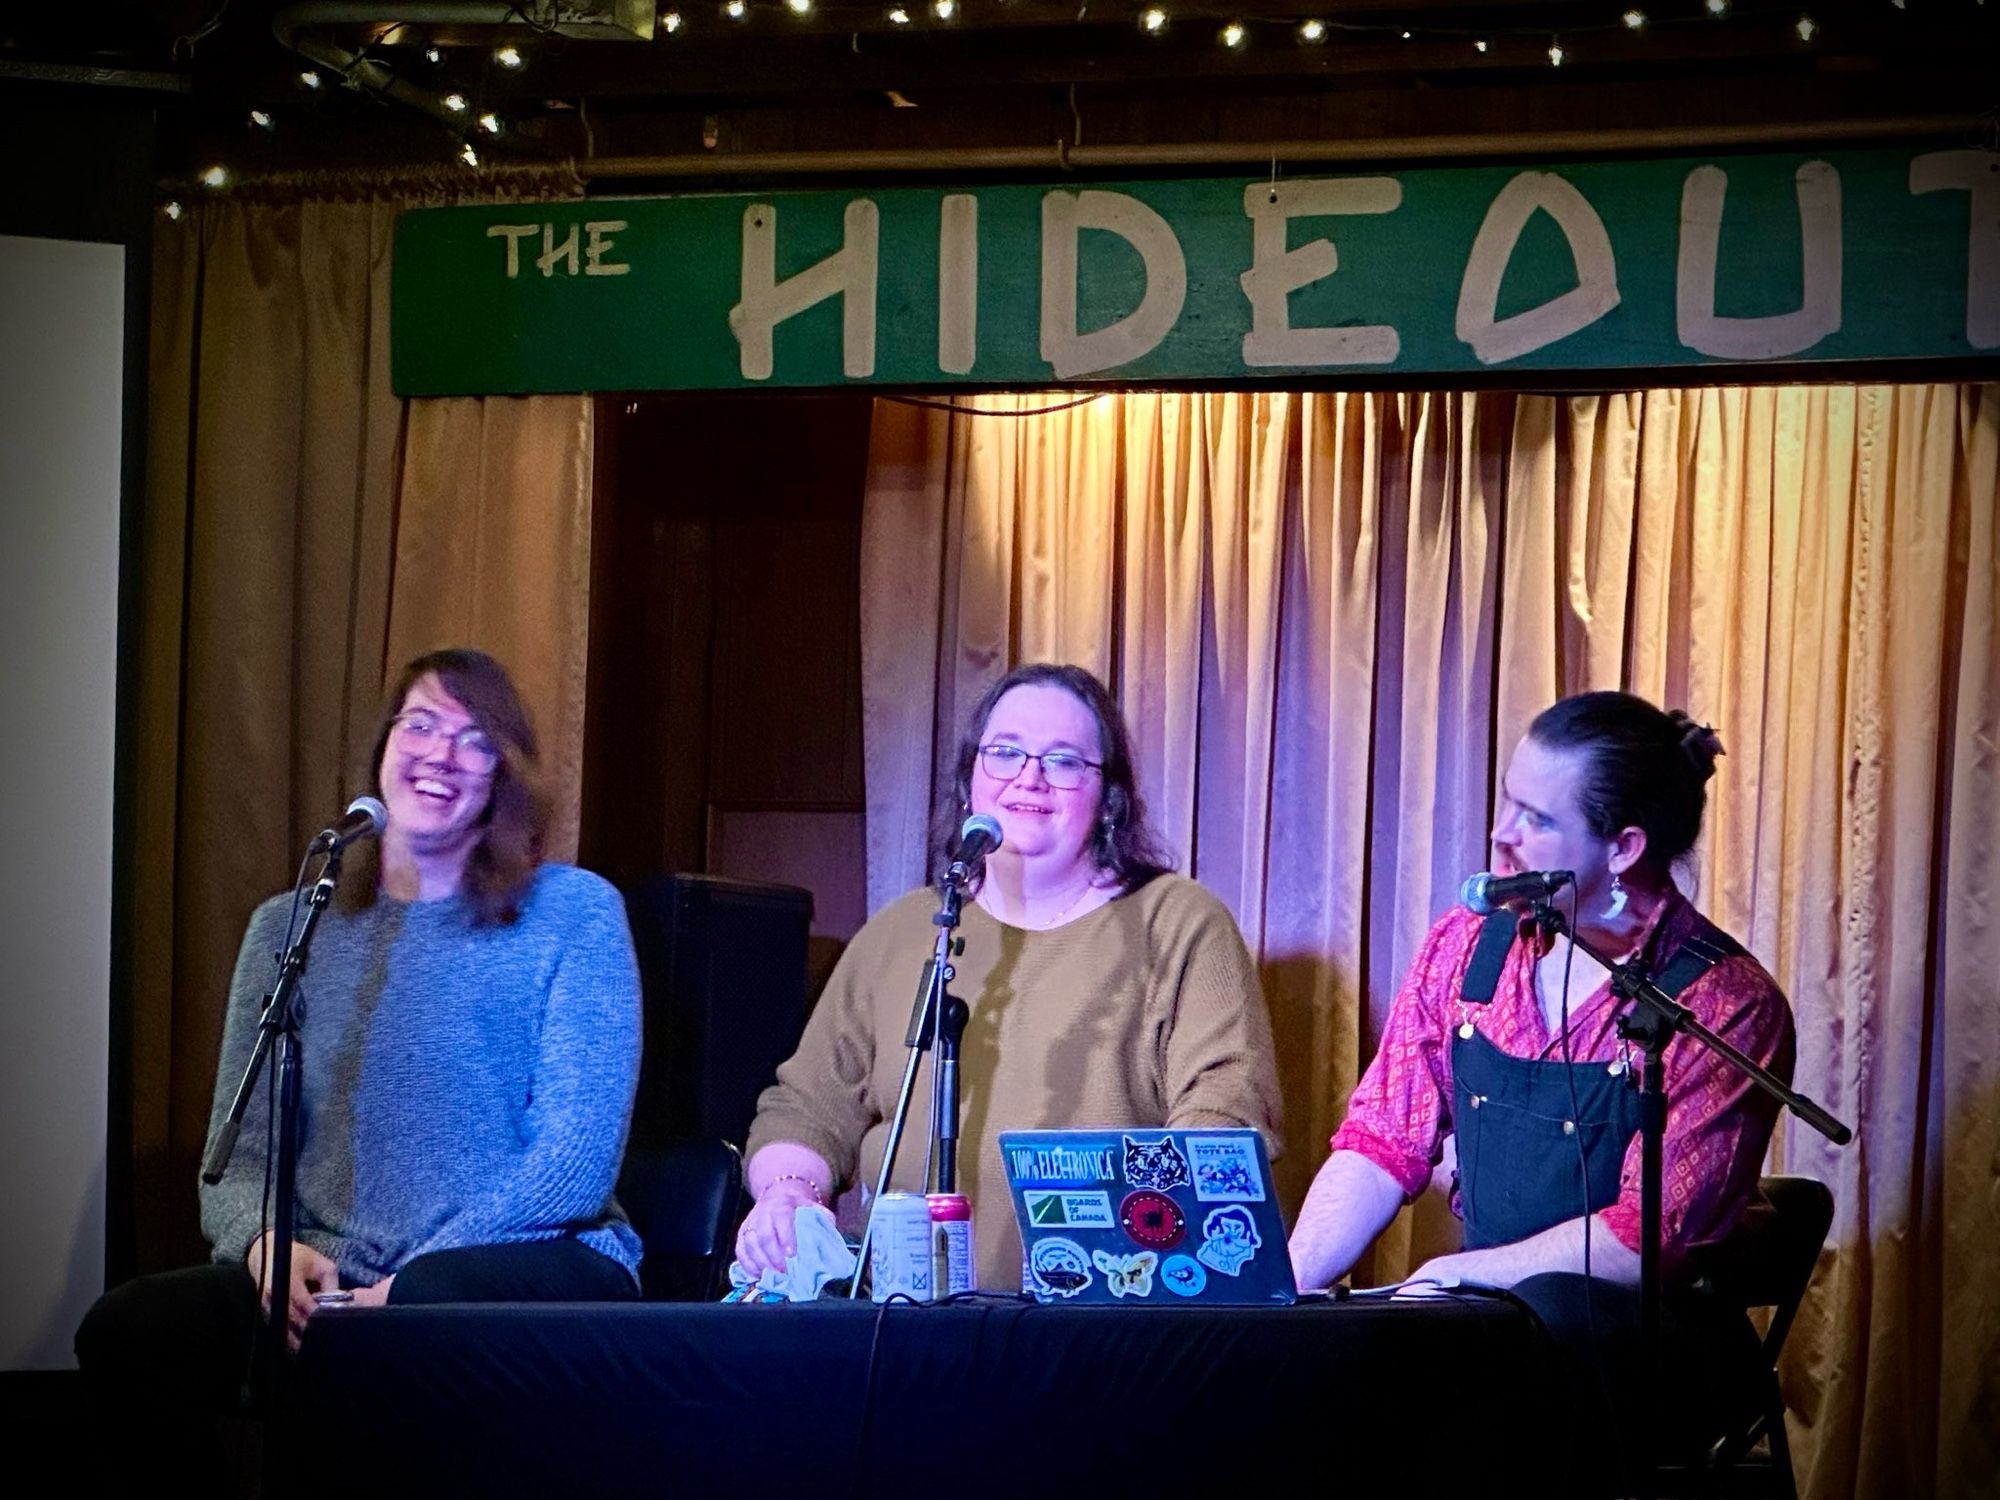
[868,1191,934,1302]
[927,1192,976,1298]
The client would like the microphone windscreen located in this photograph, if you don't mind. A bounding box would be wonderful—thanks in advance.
[1459,872,1490,913]
[959,812,1003,852]
[347,795,389,834]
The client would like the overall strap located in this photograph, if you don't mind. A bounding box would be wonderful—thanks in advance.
[1648,929,1748,1001]
[1459,910,1519,1005]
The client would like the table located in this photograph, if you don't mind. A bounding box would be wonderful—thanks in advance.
[294,1293,1577,1497]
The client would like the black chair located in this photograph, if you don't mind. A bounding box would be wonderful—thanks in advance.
[616,1138,747,1301]
[1676,1174,1836,1500]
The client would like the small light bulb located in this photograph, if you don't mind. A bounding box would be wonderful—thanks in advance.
[1139,8,1166,33]
[1795,14,1817,39]
[725,0,747,16]
[443,92,468,113]
[1400,29,1411,39]
[786,0,811,13]
[1548,39,1565,66]
[460,143,480,168]
[888,4,910,19]
[495,45,524,68]
[932,0,955,18]
[1220,21,1245,48]
[299,70,323,89]
[1298,18,1324,42]
[423,45,443,64]
[662,10,684,30]
[164,201,184,221]
[1622,9,1646,28]
[249,108,274,129]
[200,164,229,188]
[1704,0,1728,14]
[1473,38,1489,52]
[477,111,503,135]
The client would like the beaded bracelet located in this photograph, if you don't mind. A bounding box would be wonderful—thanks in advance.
[767,1172,826,1204]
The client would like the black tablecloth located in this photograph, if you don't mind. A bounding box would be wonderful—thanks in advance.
[294,1293,1577,1497]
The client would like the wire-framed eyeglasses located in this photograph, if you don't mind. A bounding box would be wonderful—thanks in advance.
[392,712,499,775]
[976,744,1103,790]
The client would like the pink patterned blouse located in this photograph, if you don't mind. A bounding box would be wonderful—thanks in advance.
[1330,893,1796,1274]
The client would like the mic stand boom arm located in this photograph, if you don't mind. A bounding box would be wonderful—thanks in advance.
[1531,900,1850,1500]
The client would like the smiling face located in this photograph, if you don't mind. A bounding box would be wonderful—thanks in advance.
[378,673,496,859]
[967,681,1106,879]
[1490,733,1641,914]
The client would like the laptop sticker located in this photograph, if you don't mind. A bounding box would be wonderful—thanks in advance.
[1195,1205,1263,1277]
[1119,1189,1187,1251]
[1187,1135,1267,1203]
[1026,1189,1116,1229]
[1121,1134,1191,1192]
[1160,1255,1208,1298]
[1028,1237,1094,1298]
[1092,1249,1160,1299]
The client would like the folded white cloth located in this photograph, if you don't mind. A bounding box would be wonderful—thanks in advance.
[724,1204,859,1303]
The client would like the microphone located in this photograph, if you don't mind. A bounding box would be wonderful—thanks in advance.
[1459,868,1574,914]
[946,813,1004,884]
[311,795,388,853]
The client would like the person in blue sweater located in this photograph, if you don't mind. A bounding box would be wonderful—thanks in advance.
[77,648,643,1467]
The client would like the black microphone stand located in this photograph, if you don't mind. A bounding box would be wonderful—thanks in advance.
[850,869,970,1297]
[1530,899,1851,1500]
[202,841,349,1496]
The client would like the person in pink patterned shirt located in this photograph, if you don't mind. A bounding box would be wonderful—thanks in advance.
[1289,691,1796,1491]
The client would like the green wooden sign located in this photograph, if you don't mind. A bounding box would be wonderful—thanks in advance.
[392,148,1998,395]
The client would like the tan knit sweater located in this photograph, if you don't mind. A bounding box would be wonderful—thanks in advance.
[745,873,1284,1290]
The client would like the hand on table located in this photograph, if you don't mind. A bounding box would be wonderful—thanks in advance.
[734,1177,824,1278]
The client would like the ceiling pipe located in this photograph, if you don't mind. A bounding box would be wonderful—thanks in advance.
[574,114,1985,182]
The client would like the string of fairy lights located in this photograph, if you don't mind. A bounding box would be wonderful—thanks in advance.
[163,0,1976,205]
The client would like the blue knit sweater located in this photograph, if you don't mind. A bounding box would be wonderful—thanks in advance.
[199,864,644,1285]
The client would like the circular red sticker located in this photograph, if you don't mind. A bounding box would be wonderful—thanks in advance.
[1119,1189,1187,1250]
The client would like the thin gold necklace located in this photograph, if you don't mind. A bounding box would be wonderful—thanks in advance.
[1030,876,1099,930]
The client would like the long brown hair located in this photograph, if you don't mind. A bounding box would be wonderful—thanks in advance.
[934,662,1173,891]
[341,648,549,925]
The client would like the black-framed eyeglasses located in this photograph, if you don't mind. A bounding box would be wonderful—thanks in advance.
[977,744,1103,791]
[391,712,500,776]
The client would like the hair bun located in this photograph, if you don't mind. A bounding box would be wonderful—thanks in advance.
[1667,709,1726,782]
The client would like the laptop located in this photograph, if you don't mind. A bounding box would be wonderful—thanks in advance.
[998,1127,1297,1306]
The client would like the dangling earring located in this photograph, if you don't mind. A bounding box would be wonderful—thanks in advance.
[1603,871,1628,921]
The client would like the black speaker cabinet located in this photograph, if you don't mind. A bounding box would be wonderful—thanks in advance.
[623,872,814,1153]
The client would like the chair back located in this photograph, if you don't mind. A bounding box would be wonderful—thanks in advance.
[616,1138,746,1301]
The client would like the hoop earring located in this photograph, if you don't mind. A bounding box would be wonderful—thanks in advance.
[1603,871,1628,921]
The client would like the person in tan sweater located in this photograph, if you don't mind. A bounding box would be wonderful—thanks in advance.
[738,662,1283,1291]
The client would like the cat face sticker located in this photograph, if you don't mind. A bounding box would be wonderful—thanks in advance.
[1121,1134,1191,1192]
[1091,1249,1159,1298]
[1028,1237,1094,1299]
[1195,1205,1262,1277]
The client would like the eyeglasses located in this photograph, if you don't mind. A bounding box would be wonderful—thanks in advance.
[391,712,499,775]
[977,744,1103,791]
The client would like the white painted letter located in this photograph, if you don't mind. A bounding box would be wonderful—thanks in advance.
[1238,178,1402,367]
[1910,150,2000,349]
[486,223,536,279]
[584,220,630,277]
[1040,190,1187,379]
[1455,172,1621,365]
[1677,161,1841,359]
[538,222,580,278]
[939,194,979,375]
[729,199,880,380]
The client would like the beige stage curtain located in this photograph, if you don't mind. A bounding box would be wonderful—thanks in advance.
[860,385,1999,1500]
[132,166,593,1271]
